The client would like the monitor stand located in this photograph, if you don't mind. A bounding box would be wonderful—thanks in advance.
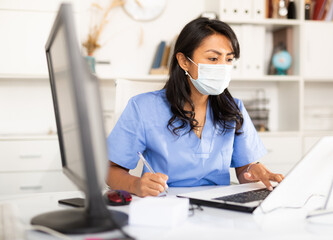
[31,194,128,234]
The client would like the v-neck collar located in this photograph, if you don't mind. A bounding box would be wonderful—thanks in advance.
[191,100,215,155]
[193,100,209,140]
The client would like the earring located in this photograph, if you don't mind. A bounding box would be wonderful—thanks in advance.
[184,70,188,75]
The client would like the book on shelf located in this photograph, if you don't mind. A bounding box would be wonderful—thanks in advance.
[324,0,333,20]
[151,41,166,70]
[149,36,177,75]
[313,0,327,20]
[312,0,333,20]
[160,45,170,68]
[150,40,168,75]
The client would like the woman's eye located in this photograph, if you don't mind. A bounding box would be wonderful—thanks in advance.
[227,58,234,62]
[208,57,218,61]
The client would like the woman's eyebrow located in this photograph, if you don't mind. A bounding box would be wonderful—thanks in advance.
[205,49,235,56]
[205,49,222,55]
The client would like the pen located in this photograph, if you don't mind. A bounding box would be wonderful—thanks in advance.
[137,152,168,194]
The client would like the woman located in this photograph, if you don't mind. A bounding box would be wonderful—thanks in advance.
[106,17,284,197]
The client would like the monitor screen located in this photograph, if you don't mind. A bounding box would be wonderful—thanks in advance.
[49,24,85,184]
[31,3,127,234]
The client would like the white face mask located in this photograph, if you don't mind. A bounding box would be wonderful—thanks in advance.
[185,57,232,95]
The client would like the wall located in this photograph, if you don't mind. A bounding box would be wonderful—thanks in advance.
[0,0,207,135]
[81,0,206,76]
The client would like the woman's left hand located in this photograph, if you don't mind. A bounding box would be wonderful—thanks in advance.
[243,163,285,191]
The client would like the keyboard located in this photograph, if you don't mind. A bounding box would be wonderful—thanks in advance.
[213,188,273,203]
[0,203,25,240]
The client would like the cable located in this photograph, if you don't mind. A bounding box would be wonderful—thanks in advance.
[117,226,136,240]
[259,194,326,214]
[28,225,73,240]
[29,224,136,240]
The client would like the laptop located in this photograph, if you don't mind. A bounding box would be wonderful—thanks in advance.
[177,136,333,214]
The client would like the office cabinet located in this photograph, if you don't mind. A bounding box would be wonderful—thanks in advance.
[0,139,61,172]
[0,136,76,195]
[0,171,76,195]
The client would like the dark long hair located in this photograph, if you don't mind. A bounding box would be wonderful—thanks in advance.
[164,17,243,136]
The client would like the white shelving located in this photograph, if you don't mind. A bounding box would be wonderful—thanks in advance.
[222,18,301,25]
[211,0,333,175]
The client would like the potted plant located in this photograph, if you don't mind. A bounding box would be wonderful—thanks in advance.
[82,0,124,73]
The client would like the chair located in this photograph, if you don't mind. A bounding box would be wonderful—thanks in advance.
[113,78,166,177]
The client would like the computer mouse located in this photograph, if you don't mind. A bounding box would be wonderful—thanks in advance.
[103,190,132,206]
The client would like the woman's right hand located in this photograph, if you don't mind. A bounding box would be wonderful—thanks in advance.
[134,172,168,197]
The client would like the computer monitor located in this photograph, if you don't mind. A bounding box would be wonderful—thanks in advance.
[30,3,127,234]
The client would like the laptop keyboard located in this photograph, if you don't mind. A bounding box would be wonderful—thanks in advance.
[213,188,273,203]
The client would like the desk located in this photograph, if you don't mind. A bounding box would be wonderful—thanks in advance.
[1,187,333,240]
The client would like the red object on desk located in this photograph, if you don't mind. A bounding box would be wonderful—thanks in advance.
[103,190,132,206]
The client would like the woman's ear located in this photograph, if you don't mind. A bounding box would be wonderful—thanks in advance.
[176,52,189,72]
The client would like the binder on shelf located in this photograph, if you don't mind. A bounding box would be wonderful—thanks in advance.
[240,0,253,20]
[220,0,241,20]
[253,0,266,19]
[237,25,265,77]
[252,26,265,76]
[219,0,230,20]
[230,25,242,78]
[240,25,254,76]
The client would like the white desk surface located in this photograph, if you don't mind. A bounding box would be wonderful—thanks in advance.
[1,187,333,240]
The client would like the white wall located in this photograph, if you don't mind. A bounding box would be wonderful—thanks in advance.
[80,0,206,76]
[0,0,207,135]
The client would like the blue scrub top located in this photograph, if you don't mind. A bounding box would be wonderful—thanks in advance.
[107,89,267,187]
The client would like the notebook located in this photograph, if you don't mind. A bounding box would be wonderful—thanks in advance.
[177,136,333,214]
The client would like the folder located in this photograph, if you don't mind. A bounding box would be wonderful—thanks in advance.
[240,25,253,76]
[253,0,266,19]
[219,0,231,20]
[240,0,253,20]
[220,0,241,20]
[252,26,265,76]
[230,24,242,78]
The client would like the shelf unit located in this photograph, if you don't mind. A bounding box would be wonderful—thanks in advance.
[210,0,333,178]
